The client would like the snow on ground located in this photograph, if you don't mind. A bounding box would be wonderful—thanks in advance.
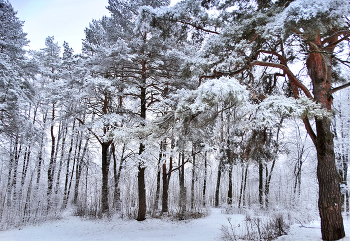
[0,208,244,241]
[1,209,350,241]
[277,217,350,241]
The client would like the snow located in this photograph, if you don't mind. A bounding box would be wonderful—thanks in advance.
[2,209,350,241]
[277,218,350,241]
[0,208,244,241]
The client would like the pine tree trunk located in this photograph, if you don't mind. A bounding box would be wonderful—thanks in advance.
[112,143,124,211]
[63,120,75,208]
[215,160,222,207]
[242,164,248,207]
[153,142,162,213]
[161,163,169,213]
[191,144,196,210]
[202,152,207,206]
[259,161,264,208]
[179,152,186,217]
[101,142,110,215]
[47,105,56,210]
[306,34,345,240]
[316,117,345,240]
[228,164,233,205]
[137,61,147,221]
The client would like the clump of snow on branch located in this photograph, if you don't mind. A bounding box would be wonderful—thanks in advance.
[265,0,350,36]
[189,76,249,113]
[249,95,332,129]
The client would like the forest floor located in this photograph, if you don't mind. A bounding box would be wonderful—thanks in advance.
[1,208,350,241]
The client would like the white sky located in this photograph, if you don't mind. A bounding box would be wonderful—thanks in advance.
[9,0,111,53]
[9,0,178,54]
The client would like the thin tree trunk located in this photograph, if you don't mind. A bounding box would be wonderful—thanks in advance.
[259,160,264,208]
[238,164,245,208]
[202,152,207,206]
[179,152,186,217]
[228,164,233,205]
[47,105,56,210]
[191,143,196,210]
[112,143,125,211]
[153,142,162,213]
[215,160,222,207]
[63,120,76,208]
[265,160,276,209]
[242,164,248,207]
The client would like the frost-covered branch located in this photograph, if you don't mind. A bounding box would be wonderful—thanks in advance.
[250,60,313,99]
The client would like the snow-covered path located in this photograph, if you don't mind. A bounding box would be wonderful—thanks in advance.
[0,208,244,241]
[2,209,350,241]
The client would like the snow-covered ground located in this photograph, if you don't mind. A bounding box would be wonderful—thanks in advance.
[1,209,350,241]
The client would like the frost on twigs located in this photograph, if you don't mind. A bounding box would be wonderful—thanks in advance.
[176,77,249,118]
[249,95,332,129]
[265,0,350,37]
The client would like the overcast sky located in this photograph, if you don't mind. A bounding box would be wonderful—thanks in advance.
[9,0,111,53]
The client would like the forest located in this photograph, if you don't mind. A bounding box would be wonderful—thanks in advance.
[1,0,350,240]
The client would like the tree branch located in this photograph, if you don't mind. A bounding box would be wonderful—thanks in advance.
[168,18,220,35]
[76,117,102,145]
[302,116,316,145]
[250,61,314,99]
[167,158,190,175]
[331,82,350,93]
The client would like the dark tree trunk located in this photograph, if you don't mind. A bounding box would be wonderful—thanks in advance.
[191,144,196,210]
[306,34,345,240]
[112,143,125,211]
[137,143,146,221]
[242,164,248,207]
[179,152,186,216]
[265,160,275,209]
[215,160,222,207]
[63,120,75,208]
[202,152,207,206]
[47,105,56,210]
[238,164,244,208]
[101,142,110,215]
[153,142,162,213]
[137,60,147,221]
[228,164,233,205]
[316,118,345,240]
[161,163,169,213]
[258,161,264,208]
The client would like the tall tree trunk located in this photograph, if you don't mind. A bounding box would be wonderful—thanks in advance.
[47,105,56,210]
[137,143,146,221]
[73,137,89,206]
[136,58,147,221]
[161,162,169,213]
[63,120,75,208]
[202,152,207,206]
[258,160,264,208]
[238,164,245,208]
[179,152,186,217]
[215,160,222,207]
[112,143,125,211]
[265,160,276,209]
[54,123,68,198]
[191,143,196,210]
[228,164,233,205]
[101,142,111,215]
[153,142,162,213]
[306,33,345,240]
